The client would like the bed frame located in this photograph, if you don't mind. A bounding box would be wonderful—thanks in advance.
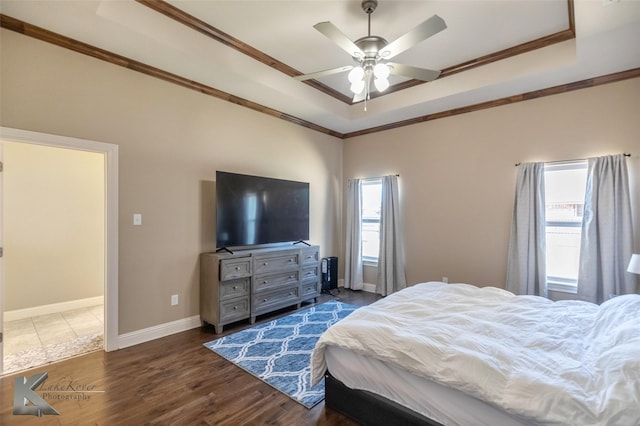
[325,372,443,426]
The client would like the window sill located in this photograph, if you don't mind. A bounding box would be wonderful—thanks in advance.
[547,281,578,294]
[363,259,378,267]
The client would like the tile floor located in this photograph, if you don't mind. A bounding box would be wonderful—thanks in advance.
[3,305,104,357]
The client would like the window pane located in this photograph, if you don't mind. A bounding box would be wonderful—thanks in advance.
[362,221,380,259]
[546,225,582,280]
[362,181,381,220]
[361,179,381,260]
[545,166,587,223]
[544,162,587,285]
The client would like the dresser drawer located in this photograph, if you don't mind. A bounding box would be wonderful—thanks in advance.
[220,278,250,300]
[301,265,319,283]
[301,281,320,297]
[254,251,299,275]
[220,297,250,322]
[220,258,252,281]
[254,271,298,293]
[301,247,320,265]
[253,286,299,312]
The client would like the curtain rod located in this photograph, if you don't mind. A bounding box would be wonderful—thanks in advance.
[515,153,631,167]
[349,174,399,180]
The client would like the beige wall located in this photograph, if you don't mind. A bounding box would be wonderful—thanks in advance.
[344,77,640,288]
[3,141,104,310]
[0,30,344,334]
[2,27,638,335]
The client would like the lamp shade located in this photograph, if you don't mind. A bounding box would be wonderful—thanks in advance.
[374,77,389,92]
[348,67,365,83]
[373,63,390,79]
[350,80,365,94]
[628,254,640,274]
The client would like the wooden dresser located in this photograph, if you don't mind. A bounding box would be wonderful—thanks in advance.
[200,245,320,333]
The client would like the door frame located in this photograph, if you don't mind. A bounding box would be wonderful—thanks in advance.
[0,127,119,353]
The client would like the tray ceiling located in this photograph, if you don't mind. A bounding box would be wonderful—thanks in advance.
[1,0,639,136]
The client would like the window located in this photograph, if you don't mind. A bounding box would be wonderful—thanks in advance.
[544,161,588,292]
[361,178,382,263]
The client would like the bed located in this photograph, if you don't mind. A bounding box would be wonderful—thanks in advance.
[310,282,640,425]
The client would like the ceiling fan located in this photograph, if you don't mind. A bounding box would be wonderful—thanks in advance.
[294,0,447,103]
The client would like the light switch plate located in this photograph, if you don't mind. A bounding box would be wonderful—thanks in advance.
[133,213,142,225]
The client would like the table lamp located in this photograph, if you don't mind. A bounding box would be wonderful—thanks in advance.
[628,254,640,274]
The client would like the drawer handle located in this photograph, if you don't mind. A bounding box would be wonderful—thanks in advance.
[233,306,238,310]
[263,280,268,284]
[263,262,268,266]
[289,292,294,296]
[263,298,268,302]
[233,286,238,290]
[235,266,240,271]
[289,258,294,262]
[289,275,294,279]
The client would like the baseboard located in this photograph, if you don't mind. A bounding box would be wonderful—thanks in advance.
[362,283,377,293]
[4,296,104,322]
[336,282,377,293]
[118,315,202,349]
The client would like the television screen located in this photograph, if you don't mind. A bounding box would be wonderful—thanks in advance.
[216,171,310,249]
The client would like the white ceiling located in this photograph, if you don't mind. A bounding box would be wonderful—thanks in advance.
[1,0,639,135]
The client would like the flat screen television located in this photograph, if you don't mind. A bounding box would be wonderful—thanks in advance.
[216,171,310,249]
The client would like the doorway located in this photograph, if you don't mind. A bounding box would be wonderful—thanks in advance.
[0,127,119,375]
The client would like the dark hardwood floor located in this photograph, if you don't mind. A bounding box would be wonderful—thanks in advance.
[1,289,381,425]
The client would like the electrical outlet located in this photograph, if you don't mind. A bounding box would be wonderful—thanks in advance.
[171,294,179,306]
[133,213,142,226]
[442,277,449,283]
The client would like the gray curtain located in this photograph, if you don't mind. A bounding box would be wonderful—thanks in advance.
[505,162,547,296]
[577,154,634,303]
[376,175,407,296]
[345,178,363,290]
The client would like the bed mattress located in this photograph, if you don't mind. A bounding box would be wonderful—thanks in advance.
[312,282,640,425]
[325,345,529,426]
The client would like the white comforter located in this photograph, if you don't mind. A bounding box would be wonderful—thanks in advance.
[311,282,640,425]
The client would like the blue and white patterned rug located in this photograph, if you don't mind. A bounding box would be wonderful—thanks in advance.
[203,300,358,408]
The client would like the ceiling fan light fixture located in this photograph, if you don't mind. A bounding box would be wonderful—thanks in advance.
[374,77,389,92]
[300,0,447,108]
[348,66,365,83]
[373,63,390,79]
[350,80,366,94]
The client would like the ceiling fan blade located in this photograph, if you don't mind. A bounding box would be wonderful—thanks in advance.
[294,65,354,82]
[314,21,365,58]
[380,15,446,60]
[387,62,441,81]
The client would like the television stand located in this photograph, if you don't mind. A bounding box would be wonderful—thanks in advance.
[200,245,321,333]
